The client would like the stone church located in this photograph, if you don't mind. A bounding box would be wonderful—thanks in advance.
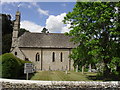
[11,11,75,71]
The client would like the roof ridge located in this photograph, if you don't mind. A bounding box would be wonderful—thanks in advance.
[18,32,76,48]
[28,32,65,35]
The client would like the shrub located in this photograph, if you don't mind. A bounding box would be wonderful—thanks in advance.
[0,53,31,79]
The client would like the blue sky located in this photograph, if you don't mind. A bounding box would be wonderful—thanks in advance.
[1,2,76,33]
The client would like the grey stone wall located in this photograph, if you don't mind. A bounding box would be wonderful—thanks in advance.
[1,79,120,89]
[11,48,74,71]
[11,11,20,48]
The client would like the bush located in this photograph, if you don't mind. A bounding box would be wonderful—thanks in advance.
[0,53,31,79]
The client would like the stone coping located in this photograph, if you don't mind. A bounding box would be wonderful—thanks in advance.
[0,78,120,89]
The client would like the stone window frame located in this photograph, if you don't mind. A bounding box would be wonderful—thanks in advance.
[36,52,40,61]
[52,52,55,62]
[60,52,63,62]
[15,52,17,56]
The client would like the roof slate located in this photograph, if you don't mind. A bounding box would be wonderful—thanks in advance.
[18,32,76,48]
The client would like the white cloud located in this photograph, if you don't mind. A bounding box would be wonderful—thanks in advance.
[61,3,67,7]
[1,0,34,2]
[1,2,16,6]
[37,8,49,16]
[1,2,31,9]
[61,24,71,33]
[1,0,76,2]
[20,13,71,33]
[18,3,32,9]
[28,5,31,8]
[30,2,49,16]
[20,20,43,33]
[46,13,70,33]
[31,2,39,7]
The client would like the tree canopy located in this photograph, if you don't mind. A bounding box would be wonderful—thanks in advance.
[18,28,29,37]
[2,14,29,54]
[63,2,120,78]
[41,27,49,33]
[2,14,13,54]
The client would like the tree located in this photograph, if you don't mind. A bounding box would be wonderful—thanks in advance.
[2,14,13,35]
[1,13,29,54]
[63,2,120,77]
[18,28,29,37]
[41,27,49,33]
[1,14,13,54]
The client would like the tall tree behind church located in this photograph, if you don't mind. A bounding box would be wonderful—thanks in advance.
[2,14,13,54]
[1,14,29,54]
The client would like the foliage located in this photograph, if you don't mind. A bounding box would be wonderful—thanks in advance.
[18,28,29,37]
[63,2,120,77]
[2,14,13,54]
[41,27,49,33]
[2,14,29,54]
[2,14,13,35]
[2,34,12,54]
[0,53,31,79]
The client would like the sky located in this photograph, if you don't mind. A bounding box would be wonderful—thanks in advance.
[1,2,76,33]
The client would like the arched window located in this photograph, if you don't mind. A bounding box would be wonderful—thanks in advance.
[15,52,17,56]
[52,52,55,62]
[60,52,63,62]
[36,53,40,61]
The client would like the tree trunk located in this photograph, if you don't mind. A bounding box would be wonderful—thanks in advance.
[103,60,111,77]
[101,30,110,77]
[116,66,120,76]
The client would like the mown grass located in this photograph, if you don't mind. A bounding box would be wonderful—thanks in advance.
[30,71,98,81]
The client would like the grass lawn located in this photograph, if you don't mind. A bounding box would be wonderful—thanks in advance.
[30,71,98,81]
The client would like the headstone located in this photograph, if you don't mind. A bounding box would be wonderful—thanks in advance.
[82,65,84,74]
[88,64,92,72]
[91,69,97,73]
[76,65,78,72]
[65,65,68,74]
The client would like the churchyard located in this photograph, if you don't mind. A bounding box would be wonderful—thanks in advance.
[30,71,98,81]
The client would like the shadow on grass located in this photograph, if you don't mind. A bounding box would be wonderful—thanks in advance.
[18,73,35,80]
[87,75,103,81]
[86,73,120,81]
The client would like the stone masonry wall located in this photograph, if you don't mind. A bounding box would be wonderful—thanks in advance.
[12,48,74,71]
[0,79,120,89]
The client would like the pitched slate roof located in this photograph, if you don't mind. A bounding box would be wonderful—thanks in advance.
[18,32,76,48]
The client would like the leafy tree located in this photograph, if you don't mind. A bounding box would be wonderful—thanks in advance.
[2,14,13,35]
[1,13,29,54]
[2,14,13,54]
[18,28,29,37]
[2,34,12,54]
[63,2,120,77]
[41,27,49,33]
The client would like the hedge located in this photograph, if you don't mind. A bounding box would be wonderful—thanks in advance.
[0,53,31,79]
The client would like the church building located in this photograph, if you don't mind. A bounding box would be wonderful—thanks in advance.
[11,11,75,71]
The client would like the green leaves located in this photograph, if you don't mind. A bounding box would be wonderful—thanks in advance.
[63,2,120,76]
[1,53,32,78]
[109,57,120,72]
